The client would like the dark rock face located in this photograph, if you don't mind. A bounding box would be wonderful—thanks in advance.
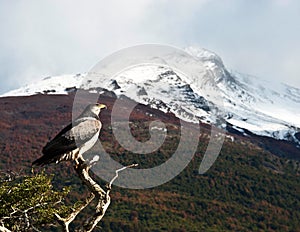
[137,87,147,96]
[109,80,121,90]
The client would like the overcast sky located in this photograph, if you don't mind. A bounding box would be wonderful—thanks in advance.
[0,0,299,94]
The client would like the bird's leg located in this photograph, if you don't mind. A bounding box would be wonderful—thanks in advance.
[74,158,80,167]
[75,154,86,168]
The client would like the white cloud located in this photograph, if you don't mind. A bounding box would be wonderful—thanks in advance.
[0,0,156,92]
[0,0,300,93]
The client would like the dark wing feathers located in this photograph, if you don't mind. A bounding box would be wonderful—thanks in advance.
[41,123,76,157]
[33,119,101,166]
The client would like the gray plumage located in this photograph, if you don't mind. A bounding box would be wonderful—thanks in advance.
[32,103,106,166]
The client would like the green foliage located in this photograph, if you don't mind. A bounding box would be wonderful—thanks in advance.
[93,120,300,231]
[0,171,71,231]
[1,116,299,231]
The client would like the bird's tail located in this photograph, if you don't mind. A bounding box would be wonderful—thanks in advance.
[32,157,44,166]
[32,156,51,166]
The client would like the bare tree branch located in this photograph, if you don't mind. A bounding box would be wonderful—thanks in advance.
[109,164,138,188]
[55,194,94,232]
[0,226,11,232]
[56,157,138,232]
[82,163,138,232]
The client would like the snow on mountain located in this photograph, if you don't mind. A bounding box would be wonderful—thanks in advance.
[102,65,212,123]
[1,47,299,143]
[222,71,300,140]
[1,74,83,97]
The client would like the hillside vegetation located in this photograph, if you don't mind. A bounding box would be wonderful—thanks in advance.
[0,94,299,231]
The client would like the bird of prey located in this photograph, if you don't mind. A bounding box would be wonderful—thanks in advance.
[32,103,107,166]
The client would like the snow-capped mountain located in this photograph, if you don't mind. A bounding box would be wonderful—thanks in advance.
[2,47,300,144]
[1,74,83,96]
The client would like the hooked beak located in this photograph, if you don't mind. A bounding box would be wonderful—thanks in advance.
[98,104,107,109]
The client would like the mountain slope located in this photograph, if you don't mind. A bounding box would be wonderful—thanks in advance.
[0,94,299,231]
[1,47,299,144]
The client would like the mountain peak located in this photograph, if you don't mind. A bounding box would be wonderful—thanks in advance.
[184,46,225,68]
[1,47,299,144]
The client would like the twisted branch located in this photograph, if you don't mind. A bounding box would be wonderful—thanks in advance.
[56,158,138,232]
[0,226,11,232]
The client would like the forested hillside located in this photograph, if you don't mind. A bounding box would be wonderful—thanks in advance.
[0,93,299,231]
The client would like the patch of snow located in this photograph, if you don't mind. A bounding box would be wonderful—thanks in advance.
[1,46,299,143]
[1,74,85,97]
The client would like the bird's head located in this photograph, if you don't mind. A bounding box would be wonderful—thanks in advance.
[89,103,107,116]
